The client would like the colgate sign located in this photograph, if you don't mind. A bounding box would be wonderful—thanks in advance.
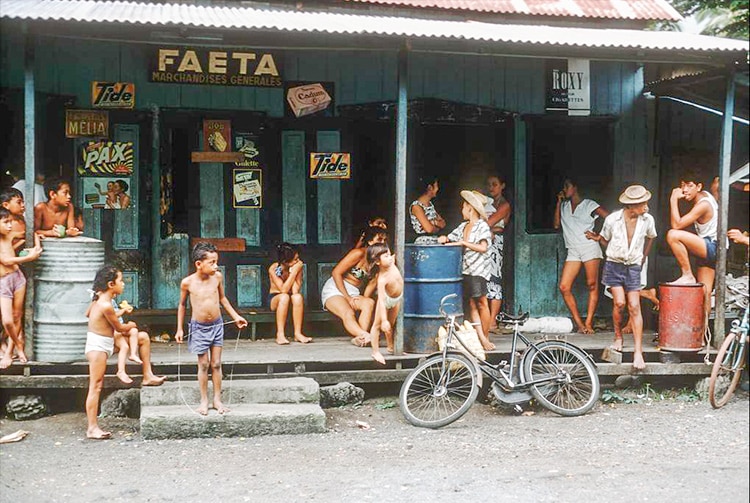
[92,82,135,109]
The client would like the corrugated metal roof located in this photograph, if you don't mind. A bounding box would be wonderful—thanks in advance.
[0,0,745,54]
[347,0,683,21]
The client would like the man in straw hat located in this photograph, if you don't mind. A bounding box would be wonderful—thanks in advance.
[585,185,657,370]
[438,190,495,351]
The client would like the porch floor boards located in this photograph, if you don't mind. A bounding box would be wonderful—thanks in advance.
[0,330,717,389]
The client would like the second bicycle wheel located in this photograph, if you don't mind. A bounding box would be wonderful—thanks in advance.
[521,341,600,417]
[708,332,747,409]
[399,352,479,429]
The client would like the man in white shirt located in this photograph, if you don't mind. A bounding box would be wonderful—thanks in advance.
[586,185,657,370]
[12,172,46,206]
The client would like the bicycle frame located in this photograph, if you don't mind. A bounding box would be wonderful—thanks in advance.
[721,305,749,369]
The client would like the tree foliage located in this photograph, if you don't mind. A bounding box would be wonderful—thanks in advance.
[668,0,749,39]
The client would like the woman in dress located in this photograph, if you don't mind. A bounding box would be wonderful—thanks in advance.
[409,175,446,244]
[553,177,609,334]
[321,226,386,347]
[485,174,512,331]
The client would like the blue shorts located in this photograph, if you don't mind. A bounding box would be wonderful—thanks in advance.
[188,317,224,355]
[602,261,642,293]
[696,238,718,269]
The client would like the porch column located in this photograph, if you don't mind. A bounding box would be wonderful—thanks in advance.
[23,23,36,356]
[394,42,409,356]
[714,67,736,345]
[150,104,161,306]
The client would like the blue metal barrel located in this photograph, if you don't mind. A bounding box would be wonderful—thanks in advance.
[403,244,463,353]
[33,237,106,362]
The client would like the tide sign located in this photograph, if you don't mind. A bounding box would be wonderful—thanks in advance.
[91,82,135,109]
[65,109,109,138]
[309,152,350,179]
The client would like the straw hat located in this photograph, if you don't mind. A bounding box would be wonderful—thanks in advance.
[460,190,487,219]
[618,185,652,205]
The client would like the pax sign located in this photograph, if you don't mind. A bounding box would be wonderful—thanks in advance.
[92,82,135,109]
[310,153,351,179]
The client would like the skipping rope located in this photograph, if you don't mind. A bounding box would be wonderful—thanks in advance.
[176,319,244,416]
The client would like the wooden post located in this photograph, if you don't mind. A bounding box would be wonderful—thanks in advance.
[22,23,36,358]
[713,67,736,346]
[394,42,409,356]
[150,104,161,307]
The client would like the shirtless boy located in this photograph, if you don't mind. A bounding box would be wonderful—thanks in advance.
[586,185,657,370]
[33,177,82,237]
[1,188,27,251]
[364,243,403,365]
[175,242,247,415]
[0,208,43,369]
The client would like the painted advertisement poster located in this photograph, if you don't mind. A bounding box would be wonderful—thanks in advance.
[544,58,590,116]
[91,82,135,109]
[285,81,335,118]
[203,119,232,152]
[233,168,262,208]
[65,109,109,138]
[309,152,351,179]
[81,177,132,209]
[77,141,134,176]
[233,132,262,168]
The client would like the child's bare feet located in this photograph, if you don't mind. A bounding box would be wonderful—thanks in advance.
[128,353,143,365]
[276,335,290,345]
[197,401,209,416]
[16,349,28,364]
[0,353,12,369]
[86,427,112,440]
[669,274,696,285]
[386,345,394,355]
[622,321,633,334]
[142,374,166,386]
[633,351,646,370]
[213,400,229,414]
[351,333,371,347]
[479,336,496,351]
[612,337,623,352]
[371,350,386,365]
[116,370,133,384]
[294,333,312,344]
[577,324,594,334]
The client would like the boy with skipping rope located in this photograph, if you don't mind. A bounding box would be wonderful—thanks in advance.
[0,207,43,369]
[33,176,82,238]
[175,242,248,415]
[586,185,657,370]
[438,190,495,352]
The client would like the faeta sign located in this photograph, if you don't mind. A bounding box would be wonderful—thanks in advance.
[309,153,351,179]
[65,109,109,138]
[92,82,135,109]
[150,48,282,88]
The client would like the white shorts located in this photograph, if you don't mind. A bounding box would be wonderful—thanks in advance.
[85,332,114,357]
[321,277,361,309]
[566,242,603,263]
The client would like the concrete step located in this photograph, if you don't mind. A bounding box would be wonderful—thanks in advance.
[140,403,327,439]
[140,377,320,407]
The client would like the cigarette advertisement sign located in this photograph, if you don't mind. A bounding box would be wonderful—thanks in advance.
[203,119,232,152]
[77,141,134,176]
[545,58,590,116]
[65,109,109,138]
[91,82,135,109]
[81,177,133,209]
[150,47,282,88]
[309,153,350,179]
[233,168,262,208]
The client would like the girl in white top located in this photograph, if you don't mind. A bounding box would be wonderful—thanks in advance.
[553,178,609,334]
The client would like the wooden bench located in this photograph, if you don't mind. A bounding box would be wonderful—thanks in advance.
[129,308,339,341]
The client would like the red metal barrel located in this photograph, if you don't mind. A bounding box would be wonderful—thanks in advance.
[658,283,705,351]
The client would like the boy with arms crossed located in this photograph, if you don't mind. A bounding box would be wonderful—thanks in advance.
[175,242,247,415]
[586,185,656,370]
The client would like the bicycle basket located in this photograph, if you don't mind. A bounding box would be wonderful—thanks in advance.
[436,322,486,362]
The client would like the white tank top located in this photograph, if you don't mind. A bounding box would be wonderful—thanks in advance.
[694,191,718,240]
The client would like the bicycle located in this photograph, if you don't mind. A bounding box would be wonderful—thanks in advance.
[708,300,748,409]
[399,294,600,428]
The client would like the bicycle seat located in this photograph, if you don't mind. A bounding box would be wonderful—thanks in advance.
[497,312,530,324]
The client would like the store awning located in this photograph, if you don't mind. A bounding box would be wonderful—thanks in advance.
[0,0,746,58]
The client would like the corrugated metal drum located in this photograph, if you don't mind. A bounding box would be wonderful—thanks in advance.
[658,283,705,352]
[34,237,106,362]
[403,244,463,353]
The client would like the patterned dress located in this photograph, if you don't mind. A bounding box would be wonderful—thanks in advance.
[410,200,440,244]
[485,196,508,301]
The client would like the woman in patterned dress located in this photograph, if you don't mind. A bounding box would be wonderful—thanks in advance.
[409,175,446,244]
[485,174,512,332]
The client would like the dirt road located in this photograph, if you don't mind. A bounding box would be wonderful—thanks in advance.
[1,389,748,502]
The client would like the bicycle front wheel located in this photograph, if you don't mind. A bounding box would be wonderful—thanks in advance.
[399,352,479,429]
[521,341,600,417]
[708,332,747,409]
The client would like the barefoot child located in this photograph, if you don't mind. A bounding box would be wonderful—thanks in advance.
[268,243,311,345]
[175,242,248,415]
[365,243,403,364]
[586,185,656,370]
[438,190,495,352]
[1,188,27,252]
[110,298,141,384]
[85,265,138,439]
[33,177,82,237]
[0,208,42,369]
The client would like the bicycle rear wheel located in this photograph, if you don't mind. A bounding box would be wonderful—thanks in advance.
[399,352,479,429]
[521,341,600,417]
[708,332,747,409]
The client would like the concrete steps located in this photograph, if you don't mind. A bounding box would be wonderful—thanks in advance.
[140,377,326,439]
